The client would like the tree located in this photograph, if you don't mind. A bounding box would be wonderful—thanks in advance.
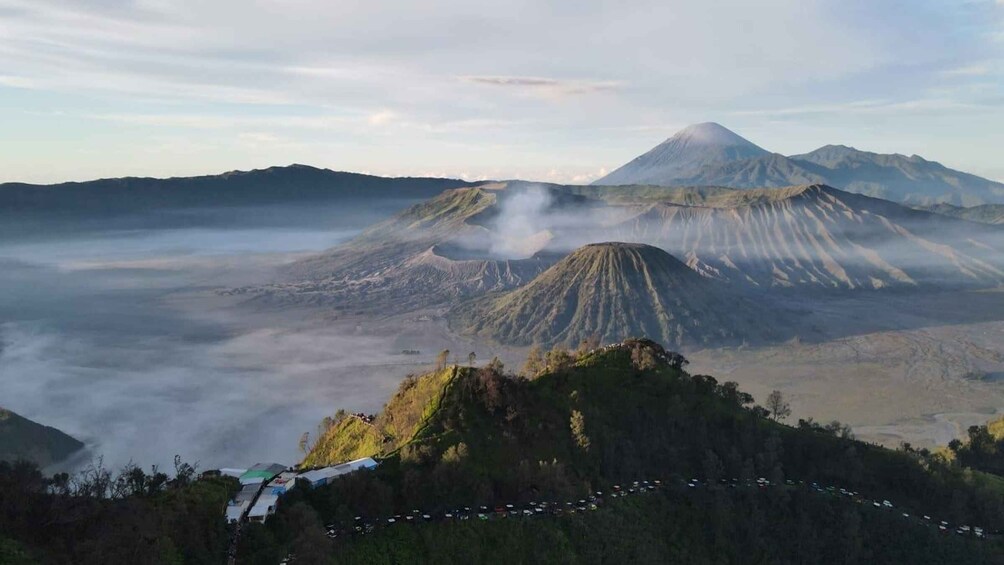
[436,349,451,371]
[666,352,689,371]
[522,345,545,378]
[298,432,312,455]
[442,442,470,463]
[468,351,477,366]
[766,390,791,422]
[285,502,331,565]
[545,347,574,373]
[486,356,505,374]
[570,410,590,452]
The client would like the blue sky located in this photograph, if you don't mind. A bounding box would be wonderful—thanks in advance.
[1,0,1002,184]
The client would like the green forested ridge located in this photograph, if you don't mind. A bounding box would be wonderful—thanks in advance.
[3,340,1004,563]
[276,340,1004,564]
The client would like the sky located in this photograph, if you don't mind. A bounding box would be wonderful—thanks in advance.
[0,0,1002,184]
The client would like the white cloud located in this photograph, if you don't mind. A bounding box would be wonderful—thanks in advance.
[0,0,1002,182]
[0,75,35,88]
[462,76,622,99]
[367,110,397,126]
[942,64,992,76]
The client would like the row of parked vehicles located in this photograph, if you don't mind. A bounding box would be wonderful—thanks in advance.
[302,476,991,548]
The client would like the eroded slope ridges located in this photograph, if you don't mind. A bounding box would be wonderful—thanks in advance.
[449,243,792,348]
[611,184,1004,289]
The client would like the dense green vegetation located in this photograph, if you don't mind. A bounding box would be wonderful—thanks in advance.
[0,458,236,564]
[0,407,83,467]
[5,340,1004,563]
[304,368,456,467]
[947,416,1004,477]
[274,340,1004,563]
[323,488,998,565]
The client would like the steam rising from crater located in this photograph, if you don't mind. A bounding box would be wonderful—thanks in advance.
[488,186,555,258]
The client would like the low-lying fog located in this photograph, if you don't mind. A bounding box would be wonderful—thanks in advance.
[0,204,443,473]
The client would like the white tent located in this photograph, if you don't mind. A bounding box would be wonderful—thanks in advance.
[248,493,279,522]
[225,500,250,523]
[298,457,378,487]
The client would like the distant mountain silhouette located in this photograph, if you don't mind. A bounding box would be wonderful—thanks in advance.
[0,164,476,218]
[0,407,83,467]
[596,125,1004,205]
[597,122,769,186]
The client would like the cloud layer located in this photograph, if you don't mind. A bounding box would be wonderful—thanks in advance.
[0,0,1002,183]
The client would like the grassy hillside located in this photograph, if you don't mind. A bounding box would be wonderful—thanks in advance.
[305,367,458,467]
[0,407,83,467]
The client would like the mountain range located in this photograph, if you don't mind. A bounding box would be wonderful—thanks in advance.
[919,203,1004,225]
[264,181,1004,302]
[607,184,1004,290]
[595,123,1004,206]
[0,165,477,236]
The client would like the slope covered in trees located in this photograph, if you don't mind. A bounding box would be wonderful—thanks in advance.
[0,458,237,564]
[273,341,1004,563]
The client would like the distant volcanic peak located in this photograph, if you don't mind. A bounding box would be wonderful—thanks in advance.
[568,241,688,268]
[595,123,770,186]
[449,240,784,349]
[672,122,765,149]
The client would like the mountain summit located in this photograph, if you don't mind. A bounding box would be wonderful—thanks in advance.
[595,123,769,186]
[595,125,1004,205]
[449,242,788,348]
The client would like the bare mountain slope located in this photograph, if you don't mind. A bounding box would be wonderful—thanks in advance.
[596,122,769,186]
[611,184,1004,289]
[240,186,574,311]
[790,145,1004,206]
[920,203,1004,225]
[449,242,793,348]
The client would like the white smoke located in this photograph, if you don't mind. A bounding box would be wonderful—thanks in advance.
[489,186,555,258]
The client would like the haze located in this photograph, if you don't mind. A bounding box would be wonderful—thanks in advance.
[0,202,445,471]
